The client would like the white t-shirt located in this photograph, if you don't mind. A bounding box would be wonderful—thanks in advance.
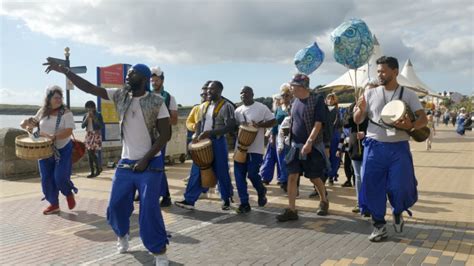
[107,89,170,160]
[34,110,76,149]
[169,95,177,111]
[364,85,423,142]
[235,102,275,154]
[203,103,215,132]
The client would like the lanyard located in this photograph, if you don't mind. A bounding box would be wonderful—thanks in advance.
[382,86,399,105]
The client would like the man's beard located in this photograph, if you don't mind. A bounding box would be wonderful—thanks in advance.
[152,84,162,92]
[379,77,389,85]
[127,80,141,92]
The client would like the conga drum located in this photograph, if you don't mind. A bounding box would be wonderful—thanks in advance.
[380,100,430,142]
[15,135,53,160]
[188,139,217,188]
[234,125,258,163]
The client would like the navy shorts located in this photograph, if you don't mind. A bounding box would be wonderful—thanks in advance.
[287,147,326,180]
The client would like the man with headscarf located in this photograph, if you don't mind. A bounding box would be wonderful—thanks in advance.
[44,59,171,265]
[175,81,235,210]
[151,66,178,207]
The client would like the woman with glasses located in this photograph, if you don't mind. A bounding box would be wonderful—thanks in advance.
[20,86,77,215]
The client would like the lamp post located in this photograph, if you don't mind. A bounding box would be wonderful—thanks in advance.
[65,47,71,109]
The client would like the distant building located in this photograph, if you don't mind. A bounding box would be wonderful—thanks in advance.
[438,91,464,104]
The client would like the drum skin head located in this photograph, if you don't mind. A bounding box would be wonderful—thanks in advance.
[240,125,258,132]
[19,136,51,143]
[16,135,52,143]
[381,100,406,125]
[190,138,212,149]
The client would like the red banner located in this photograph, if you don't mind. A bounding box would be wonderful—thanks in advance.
[100,64,124,84]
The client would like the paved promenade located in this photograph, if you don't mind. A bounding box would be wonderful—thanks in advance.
[1,127,473,265]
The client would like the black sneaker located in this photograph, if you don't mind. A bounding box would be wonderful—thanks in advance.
[258,187,268,207]
[160,197,172,208]
[352,205,360,213]
[309,190,319,198]
[316,200,329,216]
[175,200,194,210]
[341,181,352,187]
[222,200,231,210]
[236,204,251,214]
[262,181,270,185]
[276,208,298,222]
[87,172,95,178]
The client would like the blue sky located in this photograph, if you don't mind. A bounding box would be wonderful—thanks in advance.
[1,0,472,107]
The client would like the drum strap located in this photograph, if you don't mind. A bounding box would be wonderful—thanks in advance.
[370,86,405,130]
[52,107,65,161]
[202,99,226,131]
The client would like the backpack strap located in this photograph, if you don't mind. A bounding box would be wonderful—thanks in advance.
[160,90,171,109]
[399,86,405,100]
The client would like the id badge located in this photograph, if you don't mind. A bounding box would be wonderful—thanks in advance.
[386,127,396,136]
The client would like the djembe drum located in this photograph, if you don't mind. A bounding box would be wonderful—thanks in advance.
[234,125,258,163]
[188,139,217,188]
[380,100,430,142]
[15,135,53,160]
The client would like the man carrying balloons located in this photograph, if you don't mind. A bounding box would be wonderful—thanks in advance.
[353,56,427,242]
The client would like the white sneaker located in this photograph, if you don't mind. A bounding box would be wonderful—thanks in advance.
[117,234,129,253]
[393,213,404,233]
[368,225,388,242]
[155,254,169,266]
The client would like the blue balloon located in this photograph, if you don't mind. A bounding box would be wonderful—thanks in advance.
[294,42,324,75]
[331,18,374,69]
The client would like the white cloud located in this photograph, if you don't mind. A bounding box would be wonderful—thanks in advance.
[0,88,44,105]
[1,0,473,77]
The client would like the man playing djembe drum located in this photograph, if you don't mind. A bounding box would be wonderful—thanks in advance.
[44,59,171,265]
[353,56,427,242]
[175,81,235,210]
[233,86,275,213]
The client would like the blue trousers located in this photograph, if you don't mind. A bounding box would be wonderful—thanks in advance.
[38,141,77,205]
[276,146,289,183]
[160,145,170,198]
[359,138,418,225]
[234,153,266,205]
[184,136,233,205]
[328,130,341,178]
[260,142,288,183]
[260,142,280,182]
[107,156,168,254]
